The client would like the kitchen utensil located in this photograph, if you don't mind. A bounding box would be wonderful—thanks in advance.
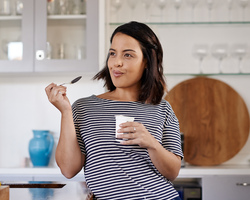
[60,76,82,86]
[165,77,250,166]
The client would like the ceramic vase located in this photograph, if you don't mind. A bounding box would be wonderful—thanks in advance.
[29,130,54,167]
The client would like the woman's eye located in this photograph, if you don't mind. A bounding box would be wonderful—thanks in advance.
[109,52,115,57]
[124,53,132,58]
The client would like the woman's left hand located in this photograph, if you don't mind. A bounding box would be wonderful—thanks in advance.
[117,122,157,149]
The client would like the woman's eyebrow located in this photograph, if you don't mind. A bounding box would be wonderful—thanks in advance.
[109,48,136,53]
[123,49,136,53]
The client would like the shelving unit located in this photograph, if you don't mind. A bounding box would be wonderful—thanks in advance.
[0,0,99,73]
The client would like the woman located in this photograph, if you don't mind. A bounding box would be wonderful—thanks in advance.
[45,21,183,200]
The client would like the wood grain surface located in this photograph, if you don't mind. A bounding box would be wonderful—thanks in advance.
[0,186,9,200]
[165,77,250,166]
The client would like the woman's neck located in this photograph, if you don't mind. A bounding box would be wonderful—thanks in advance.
[98,88,139,102]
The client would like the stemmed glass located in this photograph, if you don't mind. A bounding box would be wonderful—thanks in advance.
[186,0,198,22]
[211,44,229,73]
[142,0,152,22]
[227,0,234,22]
[193,44,209,74]
[238,0,249,21]
[110,0,123,22]
[171,0,183,22]
[127,0,137,20]
[206,0,214,21]
[156,0,168,22]
[230,43,248,73]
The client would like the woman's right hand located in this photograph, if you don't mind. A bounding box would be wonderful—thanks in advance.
[45,83,71,113]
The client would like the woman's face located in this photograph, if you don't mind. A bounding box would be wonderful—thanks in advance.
[108,33,146,91]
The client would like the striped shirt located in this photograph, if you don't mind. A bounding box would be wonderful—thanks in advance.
[72,95,183,200]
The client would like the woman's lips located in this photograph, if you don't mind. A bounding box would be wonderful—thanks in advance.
[113,70,124,77]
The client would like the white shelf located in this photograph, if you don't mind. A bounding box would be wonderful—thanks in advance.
[47,15,86,20]
[0,16,22,20]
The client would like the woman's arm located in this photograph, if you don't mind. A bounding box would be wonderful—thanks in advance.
[147,139,181,181]
[117,122,181,181]
[45,83,85,179]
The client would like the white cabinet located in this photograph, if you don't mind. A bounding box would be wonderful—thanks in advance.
[203,175,250,200]
[0,0,99,73]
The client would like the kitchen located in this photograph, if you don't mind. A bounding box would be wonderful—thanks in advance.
[0,0,250,199]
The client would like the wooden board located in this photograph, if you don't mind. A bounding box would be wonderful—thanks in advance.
[0,186,9,200]
[165,77,250,166]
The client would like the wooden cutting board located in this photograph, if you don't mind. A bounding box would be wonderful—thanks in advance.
[165,77,250,166]
[0,186,9,200]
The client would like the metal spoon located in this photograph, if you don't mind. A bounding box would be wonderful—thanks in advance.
[60,76,82,86]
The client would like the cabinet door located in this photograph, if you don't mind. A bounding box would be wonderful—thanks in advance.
[203,175,250,200]
[34,0,99,73]
[0,0,34,72]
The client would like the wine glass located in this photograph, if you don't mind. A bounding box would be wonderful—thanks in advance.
[206,0,214,21]
[238,0,249,21]
[156,0,168,22]
[186,0,198,22]
[211,44,229,73]
[110,0,123,21]
[227,0,234,22]
[127,0,137,20]
[193,44,209,73]
[171,0,183,22]
[142,0,152,22]
[230,43,248,73]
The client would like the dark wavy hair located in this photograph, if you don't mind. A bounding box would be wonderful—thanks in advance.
[93,21,166,105]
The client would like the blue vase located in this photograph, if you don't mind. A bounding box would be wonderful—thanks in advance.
[29,130,54,167]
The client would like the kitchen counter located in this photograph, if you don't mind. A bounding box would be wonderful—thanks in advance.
[1,165,250,182]
[0,167,85,182]
[178,164,250,178]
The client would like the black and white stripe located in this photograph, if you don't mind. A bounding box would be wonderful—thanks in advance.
[72,95,183,200]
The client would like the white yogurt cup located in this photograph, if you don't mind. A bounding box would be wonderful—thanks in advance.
[115,115,134,141]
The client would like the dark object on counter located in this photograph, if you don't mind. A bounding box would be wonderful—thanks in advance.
[165,76,250,166]
[1,182,65,188]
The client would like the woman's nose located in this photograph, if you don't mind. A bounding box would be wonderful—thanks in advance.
[114,56,122,67]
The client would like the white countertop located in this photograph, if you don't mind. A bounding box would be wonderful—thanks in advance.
[0,167,85,182]
[0,165,250,182]
[178,164,250,178]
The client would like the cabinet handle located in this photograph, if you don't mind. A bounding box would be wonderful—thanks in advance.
[236,182,250,186]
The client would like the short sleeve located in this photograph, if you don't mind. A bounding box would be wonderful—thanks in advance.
[72,102,86,155]
[162,102,183,159]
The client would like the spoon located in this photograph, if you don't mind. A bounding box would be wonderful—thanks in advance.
[60,76,82,86]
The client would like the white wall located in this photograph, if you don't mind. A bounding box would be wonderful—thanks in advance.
[0,74,249,168]
[0,74,105,167]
